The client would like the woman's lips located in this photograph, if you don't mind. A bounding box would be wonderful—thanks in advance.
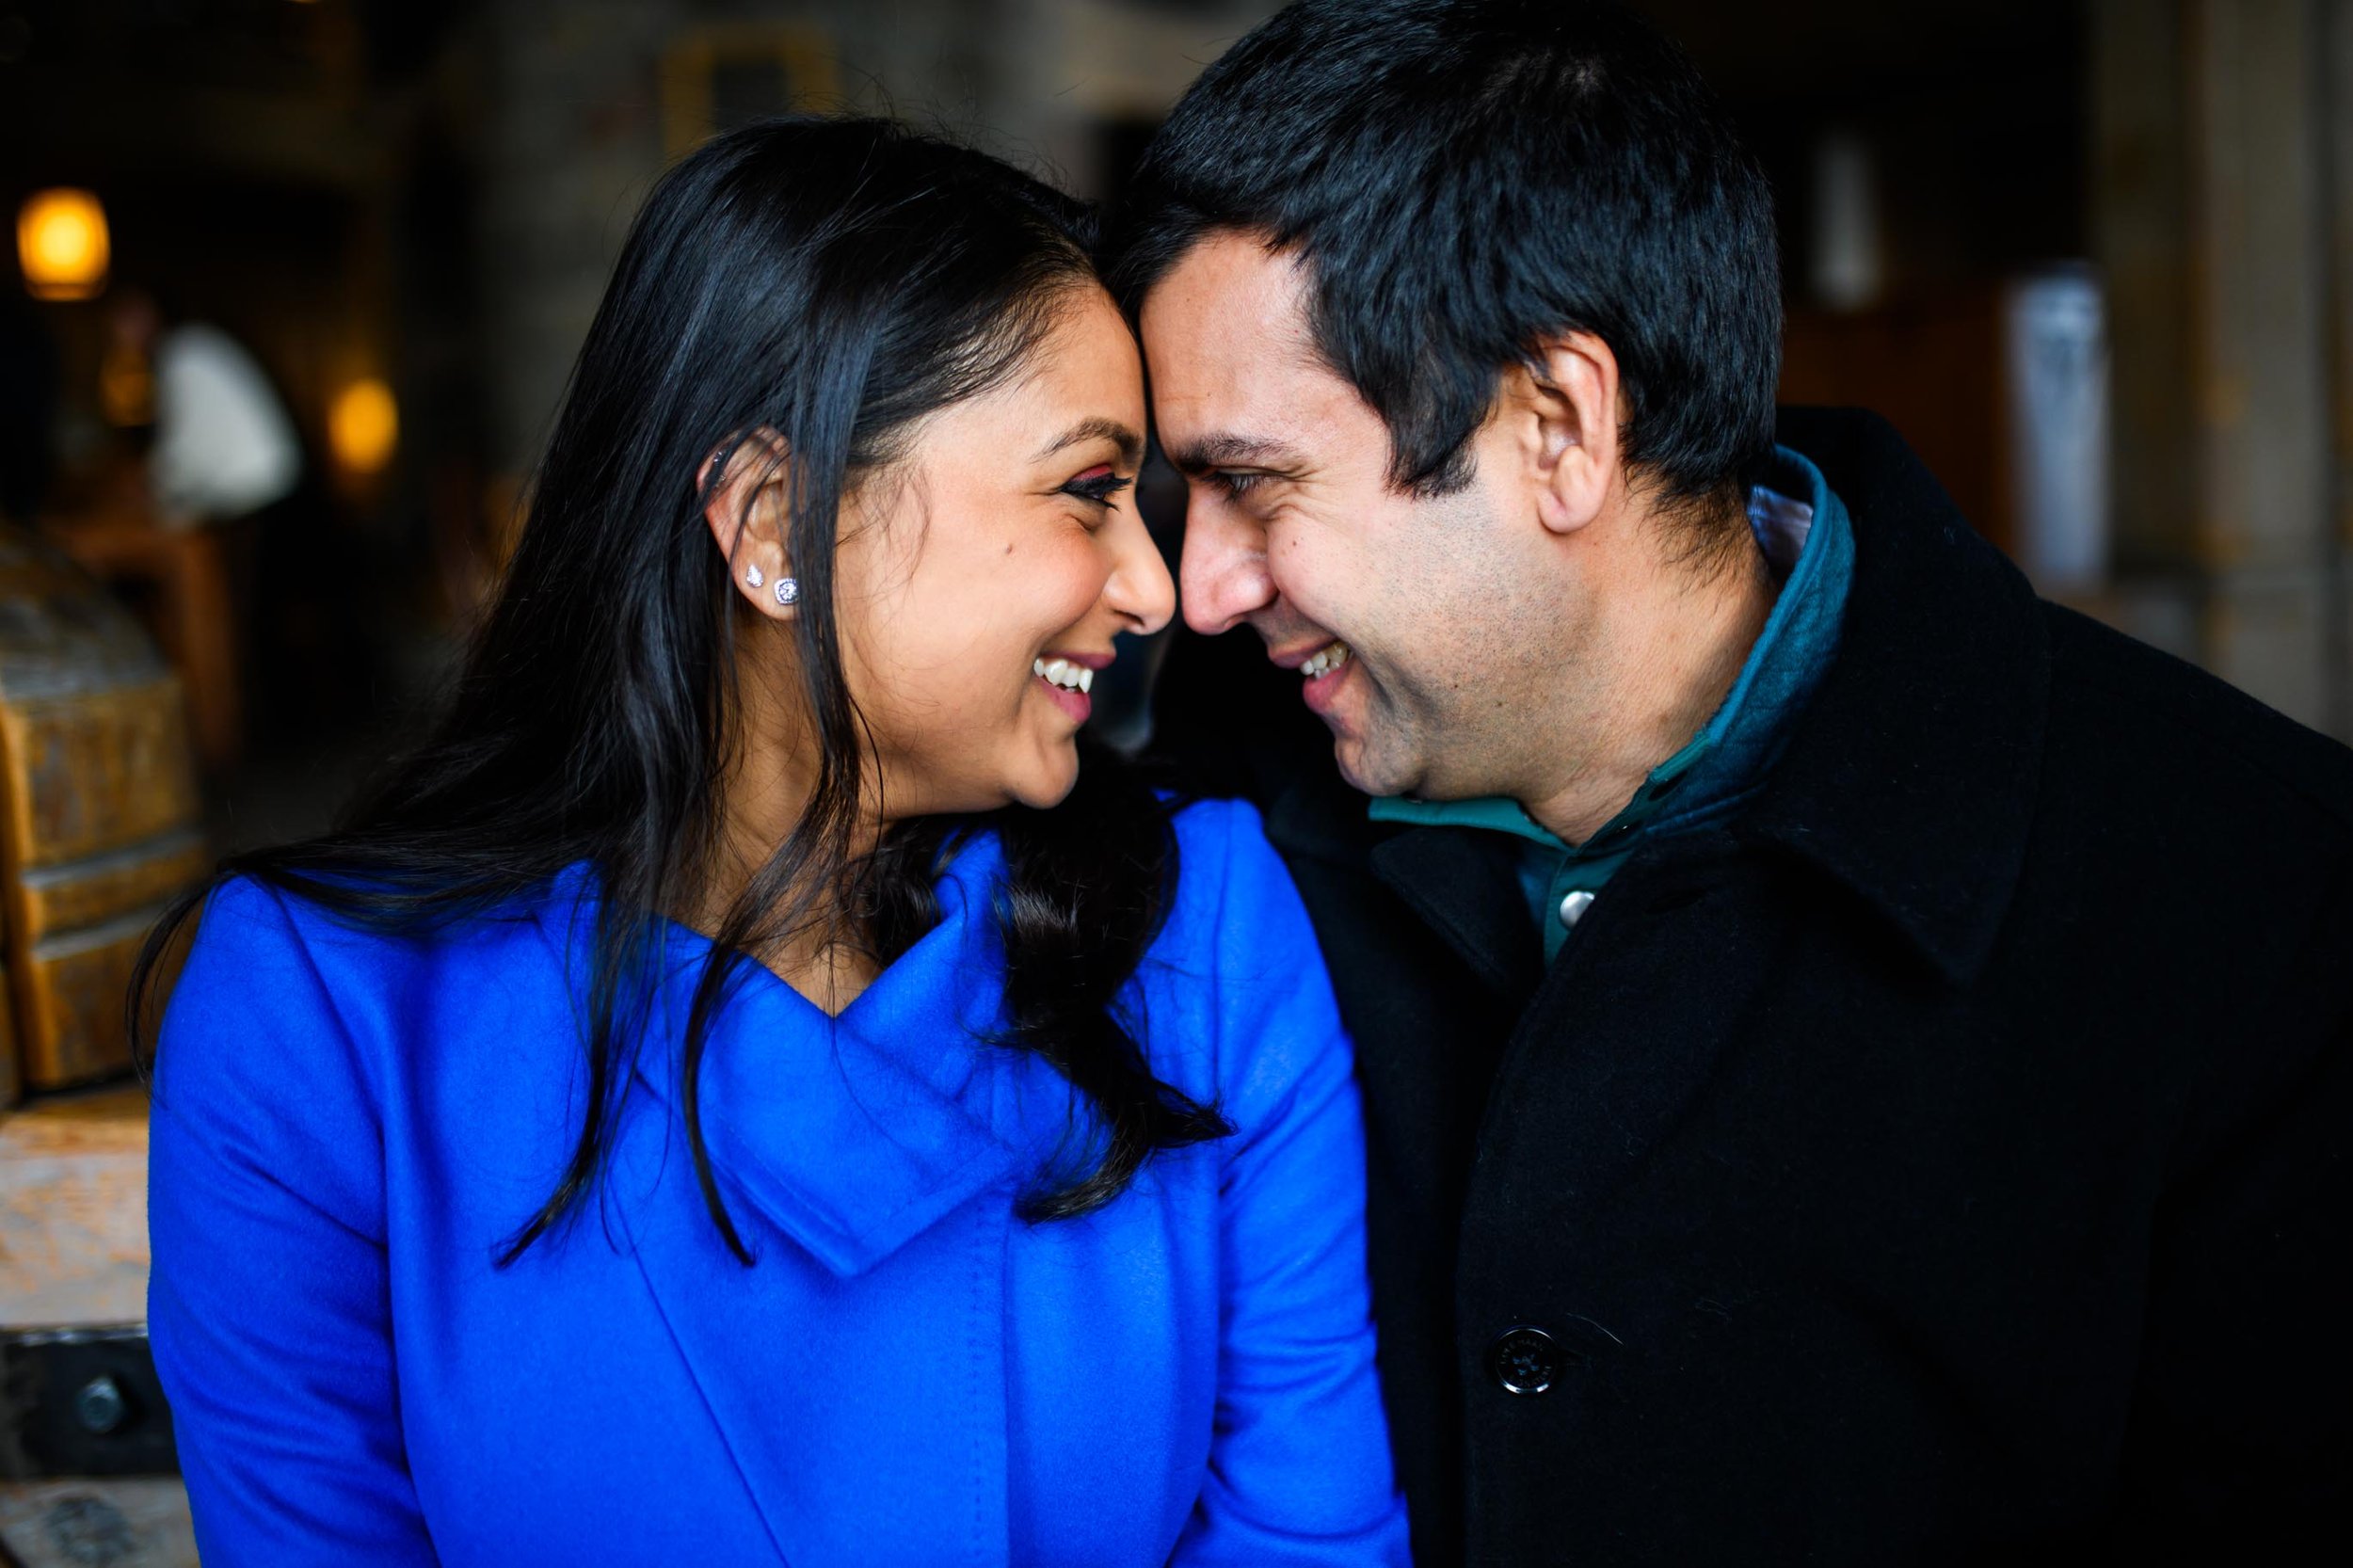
[1036,674,1092,724]
[1033,651,1106,725]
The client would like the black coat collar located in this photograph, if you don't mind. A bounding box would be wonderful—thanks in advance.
[1366,826,1544,999]
[1741,407,2047,984]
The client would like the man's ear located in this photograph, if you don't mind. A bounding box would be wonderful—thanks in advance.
[1508,330,1622,537]
[698,428,797,617]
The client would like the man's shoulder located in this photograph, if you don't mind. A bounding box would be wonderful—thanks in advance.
[1782,406,2353,888]
[2037,600,2353,842]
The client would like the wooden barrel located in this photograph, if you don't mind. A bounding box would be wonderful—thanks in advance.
[0,529,207,1099]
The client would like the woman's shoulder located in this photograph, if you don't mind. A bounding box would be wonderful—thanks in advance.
[176,872,355,1003]
[153,867,604,1247]
[1162,792,1288,892]
[1142,795,1346,1118]
[1159,793,1311,948]
[165,870,568,1088]
[184,870,559,986]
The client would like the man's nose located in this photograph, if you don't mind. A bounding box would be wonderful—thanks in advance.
[1177,501,1275,636]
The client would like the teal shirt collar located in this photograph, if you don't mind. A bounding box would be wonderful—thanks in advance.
[1369,444,1855,945]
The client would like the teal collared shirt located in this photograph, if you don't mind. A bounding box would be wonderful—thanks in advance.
[1369,444,1855,961]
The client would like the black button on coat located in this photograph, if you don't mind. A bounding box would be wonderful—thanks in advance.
[1488,1327,1561,1396]
[1148,408,2353,1565]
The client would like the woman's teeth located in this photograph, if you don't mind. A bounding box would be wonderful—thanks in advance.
[1034,658,1094,694]
[1301,641,1351,680]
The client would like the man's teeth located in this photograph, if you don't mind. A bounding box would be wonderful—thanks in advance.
[1032,657,1094,694]
[1301,641,1352,680]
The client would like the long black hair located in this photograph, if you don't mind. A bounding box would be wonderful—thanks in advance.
[130,117,1229,1263]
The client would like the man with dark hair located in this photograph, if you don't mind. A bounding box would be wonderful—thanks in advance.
[1116,2,2352,1561]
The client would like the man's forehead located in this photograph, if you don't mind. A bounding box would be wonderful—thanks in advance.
[1140,232,1319,373]
[1139,232,1347,439]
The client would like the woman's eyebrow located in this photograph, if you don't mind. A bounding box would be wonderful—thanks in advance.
[1034,416,1144,469]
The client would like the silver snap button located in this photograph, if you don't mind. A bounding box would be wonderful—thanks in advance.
[73,1375,128,1435]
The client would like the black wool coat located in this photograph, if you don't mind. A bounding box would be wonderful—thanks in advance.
[1147,408,2353,1565]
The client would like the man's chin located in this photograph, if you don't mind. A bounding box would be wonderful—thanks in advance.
[1331,734,1414,800]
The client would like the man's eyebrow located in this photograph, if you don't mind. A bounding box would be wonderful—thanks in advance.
[1164,433,1303,475]
[1034,416,1144,469]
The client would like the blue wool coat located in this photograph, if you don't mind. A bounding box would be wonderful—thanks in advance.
[147,800,1409,1567]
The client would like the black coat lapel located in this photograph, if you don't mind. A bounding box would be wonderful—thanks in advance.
[1369,826,1544,1000]
[1472,841,1782,1218]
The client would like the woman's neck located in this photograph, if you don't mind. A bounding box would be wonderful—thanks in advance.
[698,680,886,1016]
[760,928,881,1016]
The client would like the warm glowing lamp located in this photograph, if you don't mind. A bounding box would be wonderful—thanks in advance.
[328,377,399,474]
[17,188,110,301]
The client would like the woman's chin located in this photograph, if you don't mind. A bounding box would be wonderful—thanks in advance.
[1005,748,1081,811]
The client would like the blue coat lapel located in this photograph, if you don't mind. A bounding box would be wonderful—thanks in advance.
[528,837,1062,1277]
[526,841,1048,1565]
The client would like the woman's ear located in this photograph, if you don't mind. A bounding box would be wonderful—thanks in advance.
[1511,330,1623,538]
[698,429,799,616]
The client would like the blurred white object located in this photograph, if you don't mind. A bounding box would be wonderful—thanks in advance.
[2004,268,2110,593]
[151,323,300,524]
[1809,130,1883,311]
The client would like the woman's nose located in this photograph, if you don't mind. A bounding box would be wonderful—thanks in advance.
[1103,509,1176,638]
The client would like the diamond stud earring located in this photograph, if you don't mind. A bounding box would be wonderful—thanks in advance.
[744,563,763,589]
[774,577,799,607]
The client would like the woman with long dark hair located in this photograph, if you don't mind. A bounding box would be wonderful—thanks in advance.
[137,119,1406,1566]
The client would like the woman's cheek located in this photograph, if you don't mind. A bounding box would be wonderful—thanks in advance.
[1034,527,1115,625]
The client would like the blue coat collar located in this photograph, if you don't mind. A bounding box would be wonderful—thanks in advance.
[529,834,1066,1276]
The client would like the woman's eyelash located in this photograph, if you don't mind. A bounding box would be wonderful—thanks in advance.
[1062,472,1134,506]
